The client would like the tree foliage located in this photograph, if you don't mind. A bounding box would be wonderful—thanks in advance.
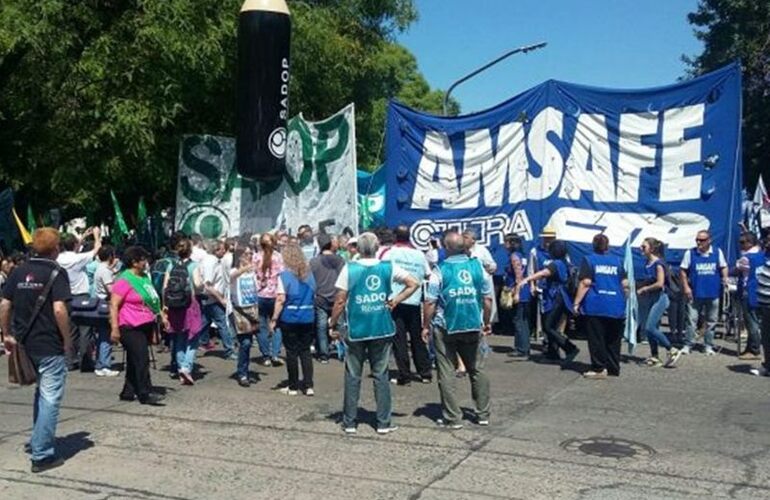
[684,0,770,189]
[0,0,454,217]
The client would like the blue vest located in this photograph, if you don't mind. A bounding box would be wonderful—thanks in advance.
[581,254,625,319]
[640,259,667,291]
[438,258,486,334]
[279,271,315,324]
[542,259,570,313]
[505,252,531,303]
[688,248,722,300]
[740,252,765,308]
[347,261,395,341]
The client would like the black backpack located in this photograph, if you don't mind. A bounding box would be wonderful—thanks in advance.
[164,261,191,309]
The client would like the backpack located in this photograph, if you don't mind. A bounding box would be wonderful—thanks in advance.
[164,261,192,309]
[152,257,175,297]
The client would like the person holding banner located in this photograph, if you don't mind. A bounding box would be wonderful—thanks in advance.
[517,240,580,367]
[328,232,419,434]
[636,238,682,368]
[422,231,492,428]
[572,234,629,378]
[110,246,164,406]
[679,230,729,355]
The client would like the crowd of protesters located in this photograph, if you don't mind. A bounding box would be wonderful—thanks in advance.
[2,222,770,472]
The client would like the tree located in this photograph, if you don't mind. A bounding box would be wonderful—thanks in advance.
[0,0,452,218]
[684,0,770,190]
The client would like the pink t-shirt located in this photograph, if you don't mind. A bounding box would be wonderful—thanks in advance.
[253,251,284,299]
[112,278,157,328]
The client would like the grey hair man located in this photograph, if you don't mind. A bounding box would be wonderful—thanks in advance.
[198,239,235,357]
[329,232,419,434]
[423,231,493,429]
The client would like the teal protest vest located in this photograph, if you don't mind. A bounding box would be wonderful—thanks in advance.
[347,261,395,341]
[438,258,485,334]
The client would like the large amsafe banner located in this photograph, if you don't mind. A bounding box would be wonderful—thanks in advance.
[385,63,743,264]
[176,104,358,238]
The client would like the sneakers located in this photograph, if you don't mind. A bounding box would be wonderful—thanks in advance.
[277,387,298,396]
[665,348,682,367]
[238,377,250,388]
[31,456,65,473]
[271,358,284,367]
[95,368,120,377]
[562,348,580,367]
[179,371,195,386]
[343,426,357,434]
[704,346,716,356]
[477,419,489,426]
[319,358,329,365]
[376,425,399,435]
[644,357,663,367]
[436,419,463,430]
[305,388,315,396]
[749,367,769,377]
[738,351,761,361]
[679,345,691,355]
[420,377,433,384]
[583,369,608,380]
[262,359,272,367]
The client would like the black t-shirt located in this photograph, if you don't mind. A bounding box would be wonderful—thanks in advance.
[309,253,345,310]
[2,258,72,359]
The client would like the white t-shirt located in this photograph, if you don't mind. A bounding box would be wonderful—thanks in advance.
[200,253,226,304]
[57,250,96,296]
[470,244,497,274]
[679,246,727,270]
[191,245,207,263]
[335,258,412,291]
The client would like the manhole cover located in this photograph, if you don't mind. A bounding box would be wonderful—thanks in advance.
[560,437,655,459]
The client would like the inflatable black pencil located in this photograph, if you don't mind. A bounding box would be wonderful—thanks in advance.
[236,0,291,181]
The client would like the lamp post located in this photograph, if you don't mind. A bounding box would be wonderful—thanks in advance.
[443,42,547,116]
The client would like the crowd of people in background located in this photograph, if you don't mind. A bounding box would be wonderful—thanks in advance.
[2,221,770,472]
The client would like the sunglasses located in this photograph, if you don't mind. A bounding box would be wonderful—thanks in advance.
[695,238,709,243]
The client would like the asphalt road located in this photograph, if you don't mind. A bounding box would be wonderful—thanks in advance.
[1,334,768,500]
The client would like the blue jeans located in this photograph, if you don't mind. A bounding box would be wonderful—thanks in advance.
[343,338,392,429]
[95,325,113,370]
[638,292,671,357]
[512,301,530,355]
[686,297,719,348]
[201,302,235,356]
[256,298,282,358]
[237,333,253,379]
[31,355,67,462]
[740,297,761,353]
[173,332,199,374]
[315,306,330,360]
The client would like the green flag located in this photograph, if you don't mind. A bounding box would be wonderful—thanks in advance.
[137,197,147,226]
[26,205,37,232]
[110,190,129,244]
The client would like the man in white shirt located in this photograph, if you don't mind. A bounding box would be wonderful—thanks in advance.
[190,233,207,263]
[462,229,498,322]
[383,225,432,384]
[199,240,235,359]
[57,227,101,370]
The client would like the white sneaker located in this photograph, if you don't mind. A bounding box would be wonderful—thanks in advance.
[477,419,489,426]
[310,345,316,354]
[705,346,716,356]
[679,346,691,355]
[376,425,398,435]
[305,388,315,397]
[343,426,357,434]
[750,367,769,377]
[436,419,463,430]
[665,348,682,367]
[95,368,120,377]
[277,387,298,396]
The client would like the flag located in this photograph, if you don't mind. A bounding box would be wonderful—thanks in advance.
[12,207,32,245]
[623,238,638,354]
[754,175,769,209]
[137,197,147,227]
[110,190,129,244]
[26,205,37,233]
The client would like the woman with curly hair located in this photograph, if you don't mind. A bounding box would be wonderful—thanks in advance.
[270,243,316,396]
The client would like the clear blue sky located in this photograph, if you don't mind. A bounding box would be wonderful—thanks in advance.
[398,0,703,114]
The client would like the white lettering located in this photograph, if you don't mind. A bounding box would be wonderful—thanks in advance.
[594,265,618,275]
[617,111,658,202]
[526,107,564,200]
[411,131,459,209]
[559,113,616,202]
[660,104,704,201]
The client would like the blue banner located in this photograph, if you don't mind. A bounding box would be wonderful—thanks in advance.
[385,63,743,269]
[357,165,386,229]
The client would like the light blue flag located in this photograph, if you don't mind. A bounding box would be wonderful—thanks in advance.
[623,238,638,354]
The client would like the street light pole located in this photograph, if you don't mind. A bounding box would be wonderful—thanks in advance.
[442,42,547,116]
